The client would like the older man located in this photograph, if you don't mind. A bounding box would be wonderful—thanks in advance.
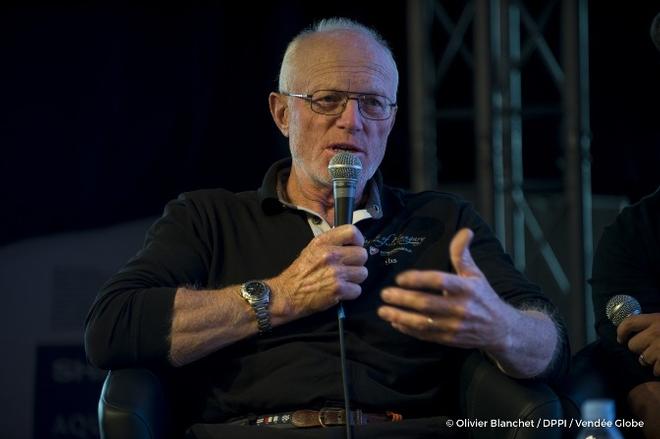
[85,18,568,438]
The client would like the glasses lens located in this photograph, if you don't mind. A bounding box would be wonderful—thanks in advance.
[309,90,393,119]
[311,91,344,114]
[359,94,390,119]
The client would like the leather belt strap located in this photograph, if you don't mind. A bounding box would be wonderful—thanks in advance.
[251,408,403,428]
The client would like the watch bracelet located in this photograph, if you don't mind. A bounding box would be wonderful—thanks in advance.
[254,303,272,333]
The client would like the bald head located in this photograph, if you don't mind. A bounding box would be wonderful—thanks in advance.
[278,18,399,97]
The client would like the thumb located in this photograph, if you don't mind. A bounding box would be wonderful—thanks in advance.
[449,228,483,277]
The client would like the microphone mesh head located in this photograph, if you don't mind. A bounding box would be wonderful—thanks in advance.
[606,294,641,326]
[328,151,363,180]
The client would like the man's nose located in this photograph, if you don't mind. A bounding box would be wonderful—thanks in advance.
[336,98,364,132]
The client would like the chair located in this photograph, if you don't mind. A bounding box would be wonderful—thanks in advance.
[459,351,563,439]
[556,340,619,419]
[98,368,171,439]
[556,340,643,438]
[98,350,565,439]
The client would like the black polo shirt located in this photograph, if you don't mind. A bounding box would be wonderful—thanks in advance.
[85,158,568,428]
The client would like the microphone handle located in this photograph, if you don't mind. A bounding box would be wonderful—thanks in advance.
[333,179,356,226]
[334,197,355,227]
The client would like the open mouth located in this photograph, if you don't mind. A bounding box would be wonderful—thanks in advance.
[329,144,360,153]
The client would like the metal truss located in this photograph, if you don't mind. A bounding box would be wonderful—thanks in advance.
[407,0,593,346]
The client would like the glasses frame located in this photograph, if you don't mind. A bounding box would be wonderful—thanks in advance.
[281,90,397,121]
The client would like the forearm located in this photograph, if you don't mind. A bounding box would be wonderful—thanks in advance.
[486,308,559,379]
[169,280,296,367]
[170,226,369,366]
[169,286,258,366]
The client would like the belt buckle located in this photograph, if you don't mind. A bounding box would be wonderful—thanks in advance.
[318,407,364,427]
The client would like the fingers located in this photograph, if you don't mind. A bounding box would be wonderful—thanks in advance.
[378,304,451,330]
[638,350,651,367]
[378,304,456,333]
[638,347,660,377]
[617,314,655,343]
[340,246,368,266]
[343,265,369,285]
[380,264,508,351]
[313,245,367,267]
[393,228,485,296]
[377,305,469,346]
[395,270,466,295]
[318,224,365,247]
[618,314,660,376]
[277,225,368,316]
[312,225,367,266]
[339,280,363,301]
[618,315,644,342]
[380,287,464,318]
[449,228,484,278]
[378,286,467,345]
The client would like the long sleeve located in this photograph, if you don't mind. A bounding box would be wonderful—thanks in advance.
[84,194,212,369]
[591,189,660,393]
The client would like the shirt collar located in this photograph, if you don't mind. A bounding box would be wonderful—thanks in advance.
[258,158,384,220]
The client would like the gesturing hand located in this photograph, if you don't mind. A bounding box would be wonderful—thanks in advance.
[270,224,368,321]
[377,228,516,352]
[618,313,660,376]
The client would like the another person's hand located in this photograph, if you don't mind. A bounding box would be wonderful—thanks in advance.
[377,228,516,353]
[618,313,660,376]
[627,381,660,439]
[270,224,368,320]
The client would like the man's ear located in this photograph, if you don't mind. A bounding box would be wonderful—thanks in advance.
[269,92,289,137]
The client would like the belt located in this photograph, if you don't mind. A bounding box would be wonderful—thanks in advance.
[234,408,403,428]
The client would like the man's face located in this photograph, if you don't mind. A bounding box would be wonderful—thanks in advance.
[278,31,398,193]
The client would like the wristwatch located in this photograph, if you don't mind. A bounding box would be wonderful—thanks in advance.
[240,280,272,334]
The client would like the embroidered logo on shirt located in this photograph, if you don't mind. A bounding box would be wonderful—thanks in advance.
[365,233,427,263]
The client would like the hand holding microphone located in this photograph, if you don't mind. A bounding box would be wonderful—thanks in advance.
[607,294,660,375]
[269,152,367,321]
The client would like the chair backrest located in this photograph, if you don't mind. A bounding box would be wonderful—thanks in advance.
[98,368,170,439]
[459,351,563,439]
[557,340,622,420]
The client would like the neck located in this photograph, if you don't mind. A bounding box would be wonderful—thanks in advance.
[285,167,365,226]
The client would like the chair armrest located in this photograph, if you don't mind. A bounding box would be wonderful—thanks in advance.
[557,341,615,418]
[98,368,170,439]
[459,351,562,439]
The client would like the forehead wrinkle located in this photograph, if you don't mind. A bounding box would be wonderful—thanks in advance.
[308,60,392,76]
[301,62,395,92]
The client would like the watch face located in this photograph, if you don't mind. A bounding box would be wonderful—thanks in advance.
[241,280,270,303]
[243,281,268,299]
[241,280,272,334]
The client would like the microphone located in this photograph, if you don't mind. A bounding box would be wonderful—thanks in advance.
[328,151,363,227]
[605,294,642,326]
[327,151,362,439]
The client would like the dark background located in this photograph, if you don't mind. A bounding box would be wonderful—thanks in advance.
[1,1,659,246]
[0,3,658,438]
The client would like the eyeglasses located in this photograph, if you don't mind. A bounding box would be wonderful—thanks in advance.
[281,90,397,121]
